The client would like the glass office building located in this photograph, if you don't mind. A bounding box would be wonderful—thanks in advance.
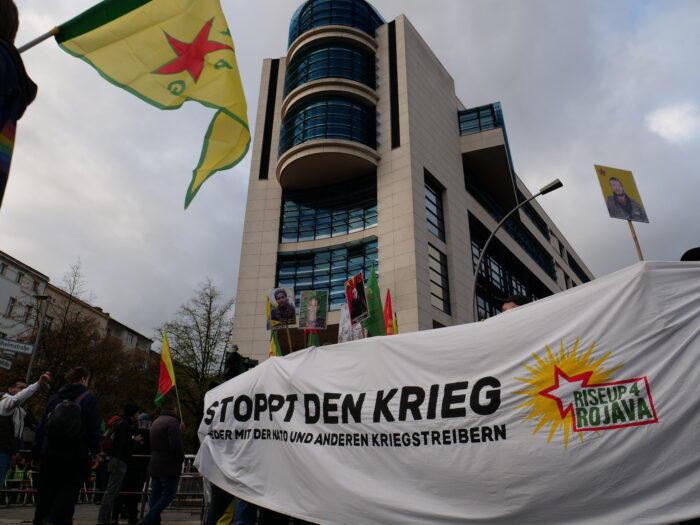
[233,0,593,359]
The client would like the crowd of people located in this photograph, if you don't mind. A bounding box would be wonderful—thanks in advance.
[0,367,185,525]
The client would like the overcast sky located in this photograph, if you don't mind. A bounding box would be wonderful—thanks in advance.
[3,0,698,343]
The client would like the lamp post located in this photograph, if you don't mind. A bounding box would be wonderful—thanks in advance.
[471,179,564,322]
[25,295,50,383]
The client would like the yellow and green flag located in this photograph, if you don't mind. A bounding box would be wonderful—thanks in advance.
[269,330,282,358]
[267,296,282,357]
[155,331,176,406]
[56,0,250,208]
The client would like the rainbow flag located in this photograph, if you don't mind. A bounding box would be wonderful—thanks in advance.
[55,0,250,208]
[155,331,176,406]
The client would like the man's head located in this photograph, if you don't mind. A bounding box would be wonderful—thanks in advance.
[123,403,140,421]
[351,286,358,299]
[498,294,532,313]
[161,398,178,415]
[609,177,625,197]
[274,289,288,307]
[0,0,19,43]
[7,379,27,395]
[68,367,90,386]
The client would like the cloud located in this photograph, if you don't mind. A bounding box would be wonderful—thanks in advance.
[645,102,699,144]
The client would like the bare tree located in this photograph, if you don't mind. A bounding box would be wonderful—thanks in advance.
[158,279,234,448]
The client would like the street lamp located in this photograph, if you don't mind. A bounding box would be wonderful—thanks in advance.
[471,179,564,321]
[25,294,50,383]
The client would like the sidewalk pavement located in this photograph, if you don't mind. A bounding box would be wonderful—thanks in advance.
[0,504,203,524]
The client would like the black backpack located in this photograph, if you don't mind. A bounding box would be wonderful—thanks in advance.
[45,391,90,444]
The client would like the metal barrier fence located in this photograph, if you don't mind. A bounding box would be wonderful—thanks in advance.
[1,452,205,521]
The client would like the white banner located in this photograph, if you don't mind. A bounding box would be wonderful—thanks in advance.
[196,262,700,524]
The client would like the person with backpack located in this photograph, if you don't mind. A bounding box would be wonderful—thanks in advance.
[32,367,100,525]
[97,404,143,525]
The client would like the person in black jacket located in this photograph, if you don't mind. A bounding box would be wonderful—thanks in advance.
[97,404,143,525]
[0,0,37,210]
[32,367,100,525]
[117,412,151,524]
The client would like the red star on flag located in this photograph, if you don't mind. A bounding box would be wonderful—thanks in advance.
[154,19,232,82]
[598,167,606,176]
[539,367,594,418]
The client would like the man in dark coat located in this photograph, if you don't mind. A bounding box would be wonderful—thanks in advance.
[97,404,143,525]
[140,399,183,525]
[32,367,100,525]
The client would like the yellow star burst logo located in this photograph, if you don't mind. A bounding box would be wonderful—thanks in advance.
[514,338,623,447]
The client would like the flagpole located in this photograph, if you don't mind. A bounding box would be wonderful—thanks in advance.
[18,28,59,53]
[173,383,184,425]
[627,220,644,261]
[285,325,293,354]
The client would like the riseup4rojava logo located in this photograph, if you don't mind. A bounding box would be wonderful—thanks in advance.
[515,338,659,447]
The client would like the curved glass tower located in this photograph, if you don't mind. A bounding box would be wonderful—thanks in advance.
[233,0,595,360]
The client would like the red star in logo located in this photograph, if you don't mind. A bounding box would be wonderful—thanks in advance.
[598,167,606,176]
[154,19,231,82]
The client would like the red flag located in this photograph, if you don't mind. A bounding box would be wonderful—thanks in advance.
[384,289,395,335]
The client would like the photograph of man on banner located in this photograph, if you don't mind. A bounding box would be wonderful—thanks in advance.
[345,273,369,325]
[268,287,296,329]
[299,290,328,330]
[595,165,649,223]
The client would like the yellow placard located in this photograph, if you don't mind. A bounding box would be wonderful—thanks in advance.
[594,165,649,223]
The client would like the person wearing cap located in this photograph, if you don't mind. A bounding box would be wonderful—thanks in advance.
[498,294,532,313]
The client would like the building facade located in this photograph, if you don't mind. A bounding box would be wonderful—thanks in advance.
[233,0,594,362]
[0,251,49,341]
[0,250,152,357]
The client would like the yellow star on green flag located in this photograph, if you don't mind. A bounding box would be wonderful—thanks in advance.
[56,0,250,208]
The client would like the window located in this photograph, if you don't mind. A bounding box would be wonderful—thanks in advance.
[45,316,54,330]
[458,103,502,136]
[424,174,445,241]
[0,263,6,275]
[276,237,378,310]
[279,96,376,155]
[5,298,16,316]
[24,305,34,323]
[469,213,554,320]
[127,334,135,345]
[33,280,39,292]
[280,176,377,243]
[288,0,384,46]
[428,244,450,314]
[15,272,23,284]
[284,42,375,95]
[567,254,590,284]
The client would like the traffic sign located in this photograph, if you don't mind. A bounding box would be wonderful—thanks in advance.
[0,357,12,370]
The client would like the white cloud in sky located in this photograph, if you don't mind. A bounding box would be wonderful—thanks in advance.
[645,102,699,144]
